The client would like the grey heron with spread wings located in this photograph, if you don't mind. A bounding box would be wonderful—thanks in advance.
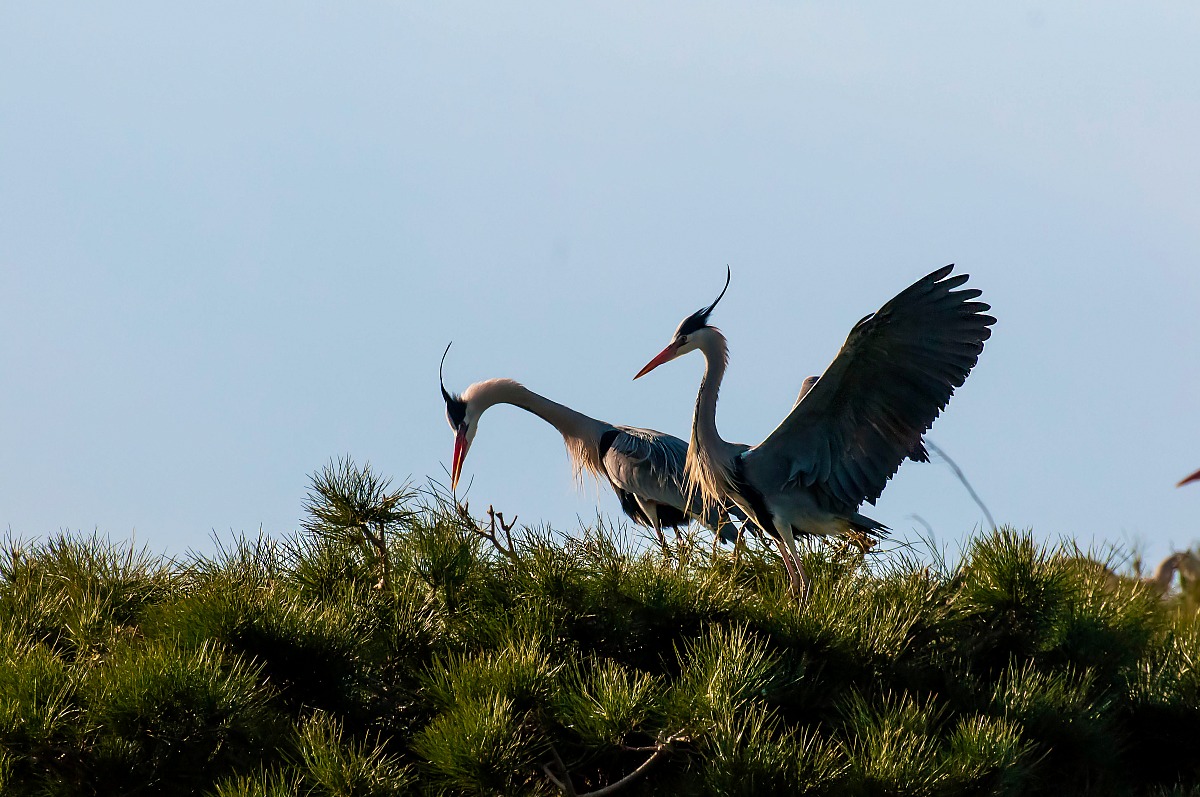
[440,345,746,549]
[634,265,995,597]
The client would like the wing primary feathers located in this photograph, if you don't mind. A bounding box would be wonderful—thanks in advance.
[748,264,994,511]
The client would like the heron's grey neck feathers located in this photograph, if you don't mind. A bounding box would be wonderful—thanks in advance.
[463,378,611,483]
[685,330,736,510]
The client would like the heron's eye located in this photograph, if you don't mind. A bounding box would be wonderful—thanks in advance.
[677,336,688,347]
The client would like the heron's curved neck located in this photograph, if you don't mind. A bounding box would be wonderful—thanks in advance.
[469,379,605,440]
[685,330,735,506]
[692,331,729,453]
[465,378,610,479]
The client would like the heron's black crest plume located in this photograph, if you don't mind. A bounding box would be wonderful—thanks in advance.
[439,342,467,429]
[676,265,731,337]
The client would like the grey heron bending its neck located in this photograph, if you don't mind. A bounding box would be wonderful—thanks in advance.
[439,345,745,549]
[634,265,995,597]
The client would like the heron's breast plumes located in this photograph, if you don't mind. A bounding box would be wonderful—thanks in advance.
[683,434,734,514]
[563,434,606,486]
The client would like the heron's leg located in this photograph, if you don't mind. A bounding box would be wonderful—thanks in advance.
[653,521,670,559]
[792,558,811,603]
[777,529,810,603]
[772,536,801,594]
[732,518,752,568]
[652,516,672,559]
[638,500,671,558]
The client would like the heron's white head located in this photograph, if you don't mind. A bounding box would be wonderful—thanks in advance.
[440,345,526,491]
[634,266,730,380]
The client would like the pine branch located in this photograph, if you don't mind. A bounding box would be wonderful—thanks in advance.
[544,732,688,797]
[302,456,414,590]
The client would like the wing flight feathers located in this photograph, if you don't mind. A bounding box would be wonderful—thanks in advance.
[745,265,994,512]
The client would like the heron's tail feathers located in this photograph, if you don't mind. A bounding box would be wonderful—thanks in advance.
[842,512,889,551]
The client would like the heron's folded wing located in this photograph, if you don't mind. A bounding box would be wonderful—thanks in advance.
[744,265,995,511]
[603,427,690,508]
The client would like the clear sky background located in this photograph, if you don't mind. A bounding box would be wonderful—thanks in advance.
[2,3,1198,566]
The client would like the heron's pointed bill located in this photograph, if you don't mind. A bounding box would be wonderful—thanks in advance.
[634,343,679,380]
[1179,468,1200,488]
[451,427,469,491]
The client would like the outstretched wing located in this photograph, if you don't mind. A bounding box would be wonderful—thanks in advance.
[745,265,994,511]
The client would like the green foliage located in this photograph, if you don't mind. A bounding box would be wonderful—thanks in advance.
[943,713,1031,795]
[303,458,415,542]
[697,707,845,796]
[0,532,177,659]
[4,466,1200,795]
[843,691,948,793]
[422,636,562,712]
[82,638,277,792]
[412,693,542,796]
[667,624,779,732]
[0,629,80,789]
[293,711,414,796]
[208,770,303,797]
[553,659,662,747]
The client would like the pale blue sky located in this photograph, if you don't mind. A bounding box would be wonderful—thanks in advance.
[2,3,1198,564]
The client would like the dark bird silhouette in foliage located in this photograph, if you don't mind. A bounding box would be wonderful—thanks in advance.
[439,344,746,550]
[634,265,995,597]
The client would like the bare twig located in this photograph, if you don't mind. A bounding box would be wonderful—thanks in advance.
[544,744,577,796]
[909,514,934,538]
[544,731,688,797]
[543,764,574,796]
[493,508,518,551]
[455,501,520,562]
[925,439,997,532]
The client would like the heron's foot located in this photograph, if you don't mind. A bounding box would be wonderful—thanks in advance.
[787,559,816,604]
[653,528,672,560]
[788,564,811,603]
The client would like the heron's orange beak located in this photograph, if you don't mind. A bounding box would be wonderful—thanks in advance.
[1179,468,1200,487]
[451,427,469,491]
[634,343,679,380]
